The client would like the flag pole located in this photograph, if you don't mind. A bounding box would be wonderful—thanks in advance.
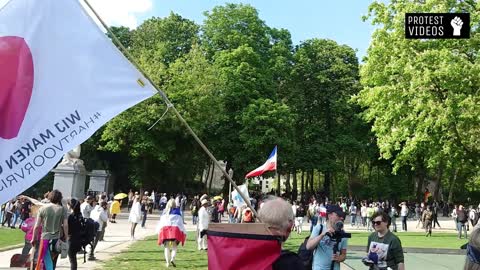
[82,0,260,221]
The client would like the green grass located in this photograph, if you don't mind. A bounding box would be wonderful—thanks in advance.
[101,230,468,270]
[285,231,469,250]
[0,227,25,248]
[101,231,208,270]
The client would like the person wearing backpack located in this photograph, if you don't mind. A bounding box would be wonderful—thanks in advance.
[422,205,433,237]
[457,205,468,239]
[257,196,303,270]
[67,199,83,270]
[90,201,108,259]
[306,205,348,270]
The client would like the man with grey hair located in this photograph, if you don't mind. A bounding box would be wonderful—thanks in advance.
[258,196,303,269]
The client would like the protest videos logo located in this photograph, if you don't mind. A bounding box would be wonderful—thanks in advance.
[405,13,470,39]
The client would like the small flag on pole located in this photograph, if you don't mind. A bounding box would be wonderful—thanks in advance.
[231,184,250,208]
[245,146,277,178]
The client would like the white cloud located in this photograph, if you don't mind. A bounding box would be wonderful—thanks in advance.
[81,0,153,29]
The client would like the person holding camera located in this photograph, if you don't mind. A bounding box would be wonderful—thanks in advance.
[364,211,405,270]
[306,204,349,270]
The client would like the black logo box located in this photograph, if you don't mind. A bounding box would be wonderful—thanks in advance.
[405,13,470,39]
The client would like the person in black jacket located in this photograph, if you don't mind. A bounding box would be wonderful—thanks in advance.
[67,199,83,270]
[457,205,468,239]
[258,196,303,270]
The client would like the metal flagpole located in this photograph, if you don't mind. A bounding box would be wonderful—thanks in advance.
[83,0,261,220]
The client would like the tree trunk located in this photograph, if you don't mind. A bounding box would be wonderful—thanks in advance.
[448,168,459,204]
[208,162,215,194]
[301,170,305,201]
[324,170,332,199]
[277,173,281,196]
[318,170,322,191]
[310,169,315,194]
[415,167,425,202]
[204,161,212,186]
[433,162,443,201]
[305,171,310,195]
[285,173,291,198]
[292,170,298,202]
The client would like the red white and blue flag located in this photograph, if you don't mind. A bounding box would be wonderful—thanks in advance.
[245,146,277,178]
[156,208,187,245]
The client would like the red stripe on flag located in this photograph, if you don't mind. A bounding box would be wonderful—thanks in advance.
[158,226,187,246]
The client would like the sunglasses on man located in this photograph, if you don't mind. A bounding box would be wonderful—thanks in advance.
[372,220,384,226]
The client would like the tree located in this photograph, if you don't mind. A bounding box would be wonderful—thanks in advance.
[355,0,480,201]
[202,3,270,59]
[291,38,360,197]
[99,14,207,191]
[132,13,199,66]
[108,26,133,49]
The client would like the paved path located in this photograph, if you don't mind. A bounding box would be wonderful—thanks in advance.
[342,250,465,270]
[0,211,464,269]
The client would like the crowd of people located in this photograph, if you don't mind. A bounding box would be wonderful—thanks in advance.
[2,189,480,270]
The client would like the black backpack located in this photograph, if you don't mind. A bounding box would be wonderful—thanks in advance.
[297,224,323,270]
[79,217,98,262]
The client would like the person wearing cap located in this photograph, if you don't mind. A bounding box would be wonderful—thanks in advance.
[306,204,348,270]
[197,199,210,250]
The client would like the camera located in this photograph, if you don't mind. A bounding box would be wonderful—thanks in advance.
[326,221,352,240]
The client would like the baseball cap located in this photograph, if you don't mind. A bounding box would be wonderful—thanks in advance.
[326,205,346,219]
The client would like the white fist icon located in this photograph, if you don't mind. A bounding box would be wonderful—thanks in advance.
[451,16,463,36]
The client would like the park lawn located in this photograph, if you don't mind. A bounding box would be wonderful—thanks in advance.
[101,230,467,270]
[101,231,208,270]
[0,227,25,249]
[285,231,469,250]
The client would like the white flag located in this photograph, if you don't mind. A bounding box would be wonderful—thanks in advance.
[0,0,156,203]
[231,184,250,208]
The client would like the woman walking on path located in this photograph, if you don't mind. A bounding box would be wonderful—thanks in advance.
[157,199,187,268]
[67,199,82,270]
[128,195,142,240]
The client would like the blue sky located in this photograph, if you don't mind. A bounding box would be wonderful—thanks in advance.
[134,1,377,61]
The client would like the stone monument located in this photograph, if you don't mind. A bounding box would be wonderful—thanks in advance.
[52,145,86,199]
[88,169,110,193]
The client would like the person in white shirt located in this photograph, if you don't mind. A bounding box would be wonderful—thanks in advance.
[361,203,368,227]
[399,202,408,232]
[80,196,94,219]
[1,199,15,228]
[160,193,168,211]
[90,201,108,259]
[129,196,142,240]
[291,201,298,231]
[197,199,210,250]
[452,205,458,231]
[318,203,327,226]
[349,203,357,226]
